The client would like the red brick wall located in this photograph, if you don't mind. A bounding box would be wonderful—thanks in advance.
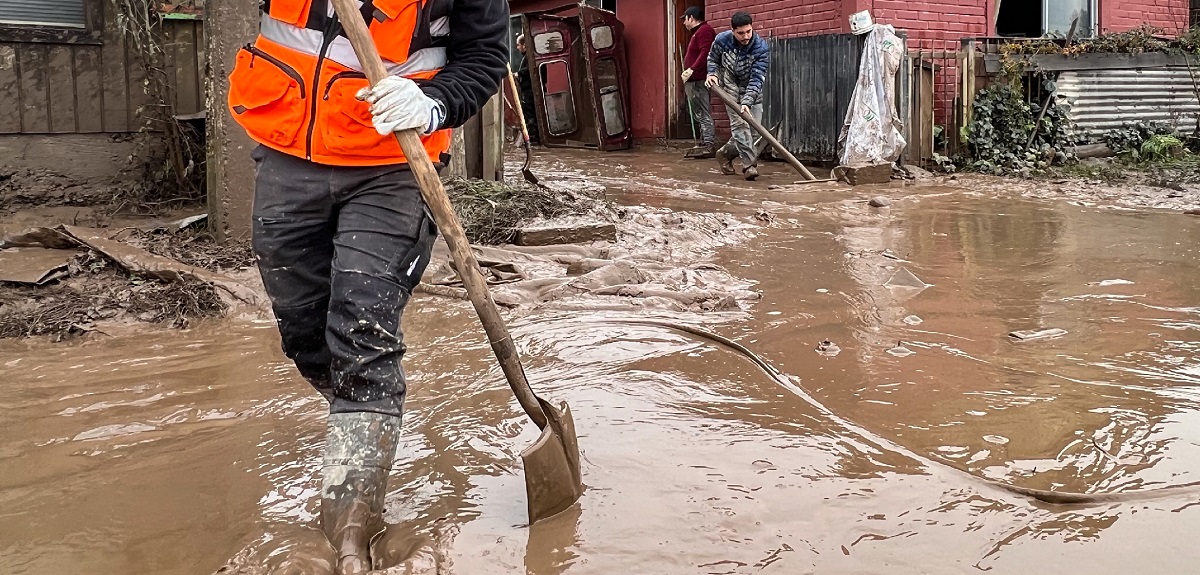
[706,0,844,38]
[1100,0,1189,35]
[874,0,989,126]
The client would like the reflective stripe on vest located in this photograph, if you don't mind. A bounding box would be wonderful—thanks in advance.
[258,12,449,76]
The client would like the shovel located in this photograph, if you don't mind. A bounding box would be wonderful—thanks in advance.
[329,0,583,525]
[709,84,834,184]
[504,64,541,186]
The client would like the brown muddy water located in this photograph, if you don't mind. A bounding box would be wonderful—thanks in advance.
[4,154,1200,574]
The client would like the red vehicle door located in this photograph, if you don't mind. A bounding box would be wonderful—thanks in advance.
[523,13,593,148]
[579,6,632,151]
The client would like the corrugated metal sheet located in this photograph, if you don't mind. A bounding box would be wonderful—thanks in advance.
[762,34,866,161]
[1058,67,1200,136]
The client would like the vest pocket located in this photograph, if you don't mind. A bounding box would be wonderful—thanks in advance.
[369,0,421,63]
[319,75,403,158]
[229,46,307,148]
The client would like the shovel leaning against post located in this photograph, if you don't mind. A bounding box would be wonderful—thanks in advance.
[329,0,583,525]
[504,63,542,187]
[709,84,834,184]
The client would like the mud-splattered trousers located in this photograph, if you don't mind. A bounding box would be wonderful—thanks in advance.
[719,102,763,169]
[251,145,438,417]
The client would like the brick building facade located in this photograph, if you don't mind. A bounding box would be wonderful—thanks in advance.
[509,0,1190,142]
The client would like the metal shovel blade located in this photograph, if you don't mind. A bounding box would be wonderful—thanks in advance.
[521,397,583,524]
[521,142,540,186]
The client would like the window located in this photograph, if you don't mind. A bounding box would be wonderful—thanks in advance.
[539,60,577,135]
[0,0,86,28]
[590,25,614,50]
[583,0,617,13]
[996,0,1096,38]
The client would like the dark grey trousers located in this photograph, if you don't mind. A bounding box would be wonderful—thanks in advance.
[684,81,715,146]
[250,145,438,417]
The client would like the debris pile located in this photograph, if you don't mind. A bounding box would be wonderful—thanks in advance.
[445,177,612,245]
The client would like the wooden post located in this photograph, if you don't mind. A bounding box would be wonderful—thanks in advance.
[204,0,260,241]
[447,127,468,179]
[481,91,503,182]
[444,90,503,182]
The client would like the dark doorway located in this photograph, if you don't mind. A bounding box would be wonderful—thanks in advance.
[672,0,705,140]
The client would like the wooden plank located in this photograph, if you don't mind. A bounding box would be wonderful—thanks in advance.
[481,91,502,181]
[125,34,154,131]
[74,46,104,133]
[47,44,77,132]
[100,0,130,132]
[172,21,201,116]
[0,45,22,133]
[195,21,207,112]
[161,20,180,116]
[18,45,49,133]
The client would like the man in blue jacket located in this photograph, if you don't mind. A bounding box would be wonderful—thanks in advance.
[706,11,769,180]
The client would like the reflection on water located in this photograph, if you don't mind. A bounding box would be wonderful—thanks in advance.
[2,182,1199,575]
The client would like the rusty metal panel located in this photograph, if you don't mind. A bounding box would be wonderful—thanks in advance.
[761,33,866,162]
[1057,67,1200,136]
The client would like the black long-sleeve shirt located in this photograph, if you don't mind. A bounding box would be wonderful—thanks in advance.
[417,0,510,129]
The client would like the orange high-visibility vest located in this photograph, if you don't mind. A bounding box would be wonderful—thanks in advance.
[228,0,452,167]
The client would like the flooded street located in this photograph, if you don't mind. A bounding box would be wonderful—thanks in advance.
[4,152,1200,574]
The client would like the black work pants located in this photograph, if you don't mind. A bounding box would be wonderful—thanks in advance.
[251,145,438,417]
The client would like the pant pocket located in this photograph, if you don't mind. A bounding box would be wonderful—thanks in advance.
[391,209,438,293]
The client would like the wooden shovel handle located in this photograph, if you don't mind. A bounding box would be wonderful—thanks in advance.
[505,64,534,145]
[709,84,817,181]
[329,0,549,429]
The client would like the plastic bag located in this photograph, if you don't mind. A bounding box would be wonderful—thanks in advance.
[838,25,907,167]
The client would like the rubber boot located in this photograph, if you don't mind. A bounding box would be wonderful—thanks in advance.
[743,166,759,181]
[716,147,736,175]
[321,412,402,575]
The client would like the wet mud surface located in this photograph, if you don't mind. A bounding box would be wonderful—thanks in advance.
[3,149,1200,574]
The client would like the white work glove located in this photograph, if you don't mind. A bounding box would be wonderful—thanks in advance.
[356,75,446,136]
[681,68,693,82]
[705,74,719,88]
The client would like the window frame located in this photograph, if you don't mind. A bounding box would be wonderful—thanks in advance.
[0,0,103,45]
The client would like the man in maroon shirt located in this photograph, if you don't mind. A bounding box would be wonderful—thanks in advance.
[681,6,716,158]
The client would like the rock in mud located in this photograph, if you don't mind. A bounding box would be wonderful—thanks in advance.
[1185,208,1200,216]
[516,223,617,246]
[839,164,893,186]
[901,165,933,180]
[869,197,890,208]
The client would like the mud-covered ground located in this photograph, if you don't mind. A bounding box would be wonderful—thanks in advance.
[3,150,1198,343]
[5,146,1200,575]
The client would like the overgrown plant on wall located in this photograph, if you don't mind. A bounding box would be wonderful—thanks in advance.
[961,80,1075,176]
[113,0,205,212]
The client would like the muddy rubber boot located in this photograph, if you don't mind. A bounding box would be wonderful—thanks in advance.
[744,166,759,181]
[717,148,736,175]
[321,412,401,575]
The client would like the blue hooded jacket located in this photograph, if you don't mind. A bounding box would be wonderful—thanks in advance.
[706,30,770,106]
